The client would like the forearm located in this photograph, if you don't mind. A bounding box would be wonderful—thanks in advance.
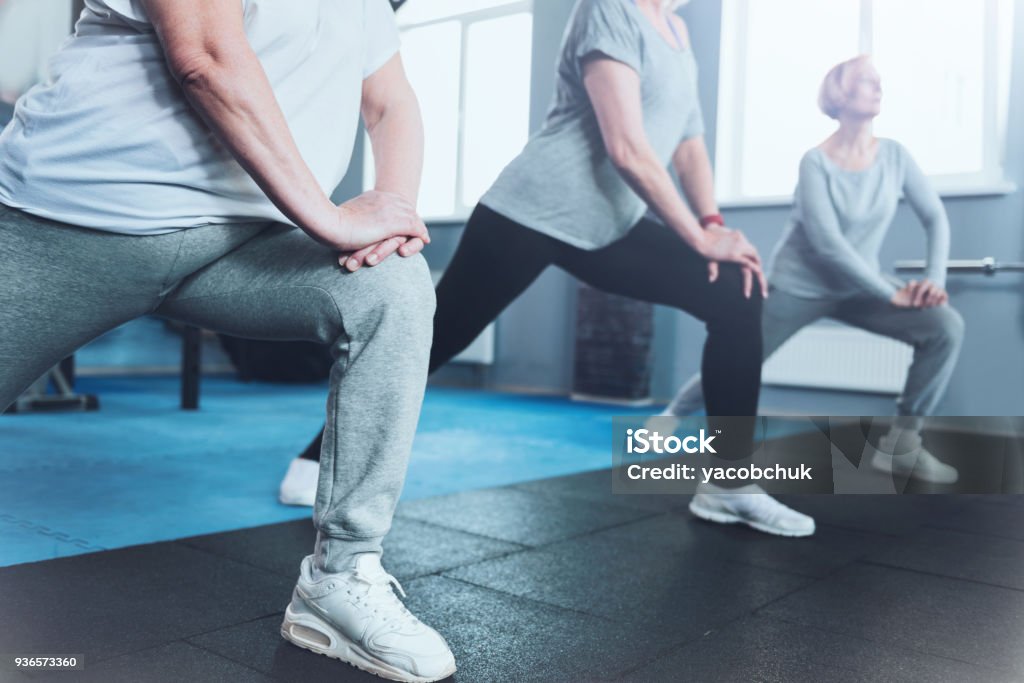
[366,89,423,205]
[923,216,950,288]
[907,189,950,288]
[177,53,336,241]
[674,138,718,219]
[613,144,704,248]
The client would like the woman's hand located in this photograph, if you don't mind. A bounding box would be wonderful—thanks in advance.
[339,235,426,272]
[318,190,429,255]
[891,279,948,308]
[699,226,768,298]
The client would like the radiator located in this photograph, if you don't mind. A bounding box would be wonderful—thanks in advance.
[431,270,495,365]
[762,323,912,394]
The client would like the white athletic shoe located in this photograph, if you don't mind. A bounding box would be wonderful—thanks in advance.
[689,483,816,537]
[279,458,319,507]
[281,554,456,682]
[870,434,958,485]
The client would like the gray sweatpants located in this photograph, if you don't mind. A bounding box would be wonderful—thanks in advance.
[666,287,965,428]
[0,204,435,573]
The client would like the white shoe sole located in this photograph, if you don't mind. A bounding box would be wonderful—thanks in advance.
[280,603,456,683]
[688,500,814,538]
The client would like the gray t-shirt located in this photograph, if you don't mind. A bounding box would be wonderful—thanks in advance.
[481,0,704,250]
[769,139,950,300]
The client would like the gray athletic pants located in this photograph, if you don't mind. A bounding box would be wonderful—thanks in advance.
[666,287,965,428]
[0,204,435,573]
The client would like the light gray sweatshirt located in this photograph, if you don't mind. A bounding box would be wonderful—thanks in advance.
[769,139,950,300]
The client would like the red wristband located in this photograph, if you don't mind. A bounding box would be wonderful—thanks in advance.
[700,213,725,228]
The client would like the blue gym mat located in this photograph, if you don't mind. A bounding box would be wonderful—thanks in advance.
[0,377,654,567]
[0,377,812,567]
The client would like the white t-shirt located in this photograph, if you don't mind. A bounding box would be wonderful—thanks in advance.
[0,0,399,234]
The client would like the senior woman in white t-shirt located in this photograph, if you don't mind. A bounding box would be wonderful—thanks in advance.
[0,1,456,680]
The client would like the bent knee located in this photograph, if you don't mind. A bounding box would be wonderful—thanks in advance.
[351,253,436,327]
[709,264,764,328]
[927,306,965,347]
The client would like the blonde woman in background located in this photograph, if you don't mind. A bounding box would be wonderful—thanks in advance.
[662,56,964,485]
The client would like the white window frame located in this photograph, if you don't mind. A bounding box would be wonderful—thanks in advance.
[715,0,1016,208]
[365,0,534,222]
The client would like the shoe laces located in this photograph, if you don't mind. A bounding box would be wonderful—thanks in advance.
[349,567,417,628]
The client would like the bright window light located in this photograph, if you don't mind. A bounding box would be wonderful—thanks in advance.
[397,0,525,27]
[365,1,533,221]
[461,13,533,206]
[716,0,1014,204]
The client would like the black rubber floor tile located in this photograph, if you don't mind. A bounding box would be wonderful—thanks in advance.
[926,500,1024,541]
[191,574,661,683]
[381,518,526,579]
[180,517,525,582]
[593,511,894,578]
[620,614,1016,683]
[771,495,962,537]
[512,468,690,512]
[867,526,1024,591]
[27,642,271,683]
[0,543,293,663]
[179,519,315,580]
[402,575,671,682]
[758,563,1024,676]
[187,614,384,683]
[445,530,810,639]
[395,487,652,546]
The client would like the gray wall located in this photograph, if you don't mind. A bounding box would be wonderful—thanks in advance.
[352,0,1024,414]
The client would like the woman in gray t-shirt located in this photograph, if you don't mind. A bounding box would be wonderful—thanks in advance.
[664,56,965,485]
[289,0,817,539]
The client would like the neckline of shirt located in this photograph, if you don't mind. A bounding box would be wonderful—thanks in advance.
[625,0,690,54]
[815,139,889,176]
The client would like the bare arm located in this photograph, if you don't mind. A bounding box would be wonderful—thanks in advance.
[582,56,762,274]
[343,53,427,271]
[364,54,423,206]
[672,136,718,219]
[140,0,426,250]
[672,135,763,296]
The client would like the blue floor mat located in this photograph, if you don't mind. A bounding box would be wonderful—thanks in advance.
[0,376,661,567]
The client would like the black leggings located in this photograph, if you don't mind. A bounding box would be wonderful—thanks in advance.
[300,204,763,462]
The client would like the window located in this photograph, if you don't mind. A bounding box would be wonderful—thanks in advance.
[365,0,533,221]
[715,0,1014,204]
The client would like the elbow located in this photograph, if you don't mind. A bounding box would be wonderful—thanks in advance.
[167,50,222,92]
[606,137,645,174]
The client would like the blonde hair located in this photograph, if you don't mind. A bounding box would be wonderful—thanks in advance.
[819,55,872,120]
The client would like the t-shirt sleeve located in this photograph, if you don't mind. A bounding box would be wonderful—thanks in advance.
[680,103,705,141]
[363,0,401,79]
[570,0,643,77]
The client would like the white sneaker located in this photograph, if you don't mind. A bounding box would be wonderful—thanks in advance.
[871,437,959,485]
[279,458,319,507]
[689,483,815,537]
[281,554,456,682]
